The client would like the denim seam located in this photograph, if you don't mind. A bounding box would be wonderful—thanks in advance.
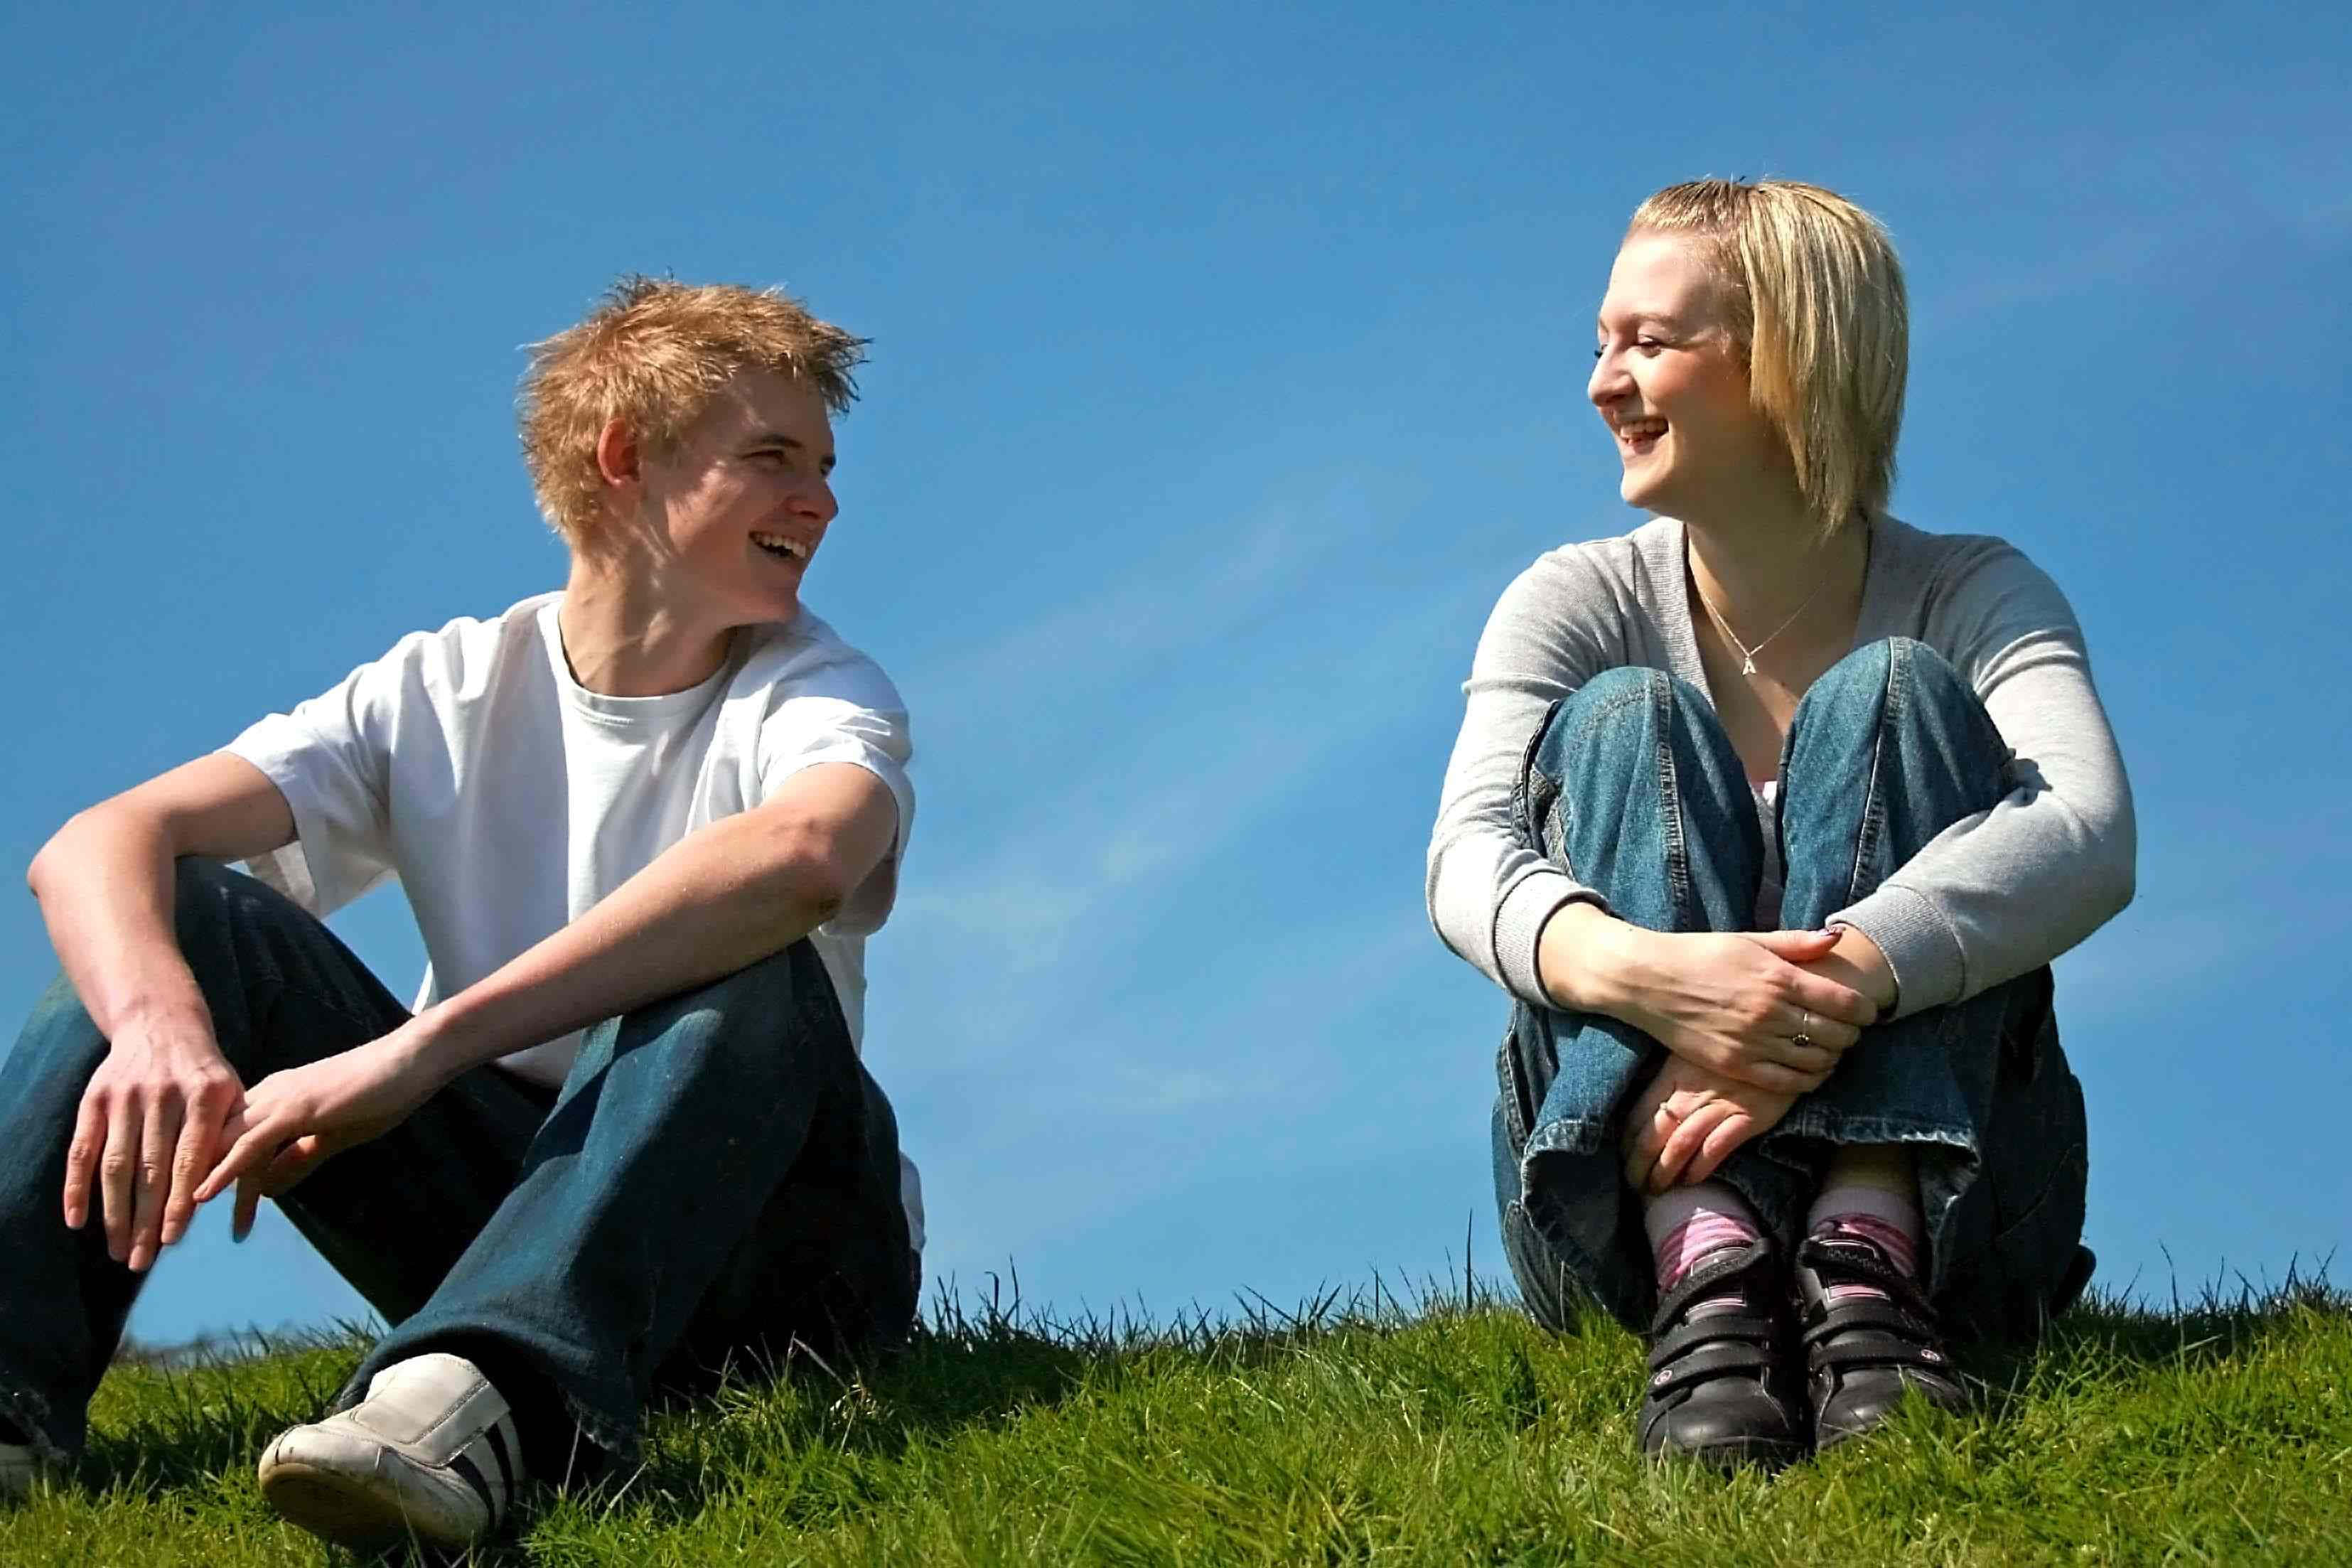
[1520,1115,1613,1161]
[1647,676,1692,928]
[1847,643,1899,906]
[1495,1029,1531,1155]
[1771,1115,1977,1151]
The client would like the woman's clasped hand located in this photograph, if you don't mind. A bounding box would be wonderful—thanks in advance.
[1539,906,1883,1093]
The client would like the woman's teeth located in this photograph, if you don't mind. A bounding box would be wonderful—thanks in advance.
[752,532,807,561]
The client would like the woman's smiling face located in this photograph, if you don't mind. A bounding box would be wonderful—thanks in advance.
[1588,230,1788,521]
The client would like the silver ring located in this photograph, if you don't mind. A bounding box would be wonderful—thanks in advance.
[1793,1011,1815,1049]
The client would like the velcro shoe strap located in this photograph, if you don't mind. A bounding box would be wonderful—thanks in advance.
[1647,1337,1773,1398]
[1650,1310,1777,1370]
[1650,1239,1776,1331]
[1809,1327,1956,1378]
[1802,1298,1929,1348]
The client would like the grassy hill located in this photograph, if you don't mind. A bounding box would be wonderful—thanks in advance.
[4,1274,2347,1565]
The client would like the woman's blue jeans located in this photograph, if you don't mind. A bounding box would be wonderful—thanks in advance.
[1493,639,2094,1338]
[0,859,915,1470]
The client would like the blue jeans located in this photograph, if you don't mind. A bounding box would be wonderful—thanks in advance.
[1492,639,2094,1338]
[0,860,915,1469]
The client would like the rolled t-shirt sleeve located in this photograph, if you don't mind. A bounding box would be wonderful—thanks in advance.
[755,687,916,935]
[222,645,408,916]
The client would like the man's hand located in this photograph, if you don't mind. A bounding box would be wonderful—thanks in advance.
[193,1031,441,1240]
[64,1014,244,1272]
[32,753,301,1271]
[1567,920,1881,1093]
[1623,1056,1797,1195]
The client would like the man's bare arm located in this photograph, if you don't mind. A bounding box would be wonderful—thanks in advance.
[412,760,896,1078]
[25,753,296,1269]
[197,761,898,1227]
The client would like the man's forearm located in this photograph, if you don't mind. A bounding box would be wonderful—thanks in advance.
[26,754,300,1053]
[398,805,866,1085]
[28,809,214,1048]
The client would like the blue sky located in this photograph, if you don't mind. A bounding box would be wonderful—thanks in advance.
[3,1,2346,1348]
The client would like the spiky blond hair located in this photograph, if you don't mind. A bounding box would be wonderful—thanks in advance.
[519,276,867,550]
[1629,179,1908,537]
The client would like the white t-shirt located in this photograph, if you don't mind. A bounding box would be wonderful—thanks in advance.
[225,593,924,1247]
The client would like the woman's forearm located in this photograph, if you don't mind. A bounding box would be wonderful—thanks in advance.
[1535,899,1645,1015]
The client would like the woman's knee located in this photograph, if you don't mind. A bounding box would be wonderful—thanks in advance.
[1794,638,1976,734]
[1532,665,1715,784]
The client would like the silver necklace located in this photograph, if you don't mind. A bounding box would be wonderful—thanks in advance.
[1690,567,1827,678]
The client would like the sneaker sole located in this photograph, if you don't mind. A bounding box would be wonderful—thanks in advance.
[259,1458,476,1552]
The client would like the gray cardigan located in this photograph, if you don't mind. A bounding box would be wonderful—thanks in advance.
[1425,514,2136,1021]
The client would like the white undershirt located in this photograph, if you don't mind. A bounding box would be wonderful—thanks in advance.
[1754,779,1783,929]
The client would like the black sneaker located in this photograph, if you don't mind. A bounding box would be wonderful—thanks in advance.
[1793,1230,1970,1450]
[1638,1235,1809,1471]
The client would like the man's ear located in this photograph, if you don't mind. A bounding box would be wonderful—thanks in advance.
[594,419,642,489]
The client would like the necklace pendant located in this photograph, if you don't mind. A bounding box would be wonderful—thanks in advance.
[1741,655,1757,676]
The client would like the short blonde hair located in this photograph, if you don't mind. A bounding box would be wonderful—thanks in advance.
[519,276,867,550]
[1629,179,1907,537]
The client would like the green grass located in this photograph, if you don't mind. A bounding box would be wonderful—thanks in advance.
[6,1272,2348,1566]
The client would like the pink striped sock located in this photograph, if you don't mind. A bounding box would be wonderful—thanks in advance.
[1808,1182,1922,1307]
[1644,1183,1761,1316]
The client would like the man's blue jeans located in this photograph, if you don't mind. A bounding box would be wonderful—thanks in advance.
[1492,639,2094,1338]
[0,859,915,1469]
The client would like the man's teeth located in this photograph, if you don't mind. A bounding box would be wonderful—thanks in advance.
[751,533,807,560]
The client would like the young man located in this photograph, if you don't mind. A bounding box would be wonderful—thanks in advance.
[0,278,923,1550]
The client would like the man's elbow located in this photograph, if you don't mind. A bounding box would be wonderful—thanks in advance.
[27,807,104,900]
[758,823,871,928]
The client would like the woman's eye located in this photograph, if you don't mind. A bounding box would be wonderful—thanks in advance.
[1636,337,1664,353]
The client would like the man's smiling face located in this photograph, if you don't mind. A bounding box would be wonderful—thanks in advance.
[633,367,839,629]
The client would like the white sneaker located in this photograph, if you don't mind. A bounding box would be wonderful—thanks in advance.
[257,1352,525,1550]
[1,1439,38,1503]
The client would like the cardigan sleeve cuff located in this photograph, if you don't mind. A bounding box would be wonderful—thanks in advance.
[1832,884,1966,1021]
[1495,869,1606,1009]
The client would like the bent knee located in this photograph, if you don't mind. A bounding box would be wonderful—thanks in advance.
[1544,665,1704,751]
[1800,637,1972,724]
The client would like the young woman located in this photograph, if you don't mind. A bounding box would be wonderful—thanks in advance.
[1426,179,2134,1470]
